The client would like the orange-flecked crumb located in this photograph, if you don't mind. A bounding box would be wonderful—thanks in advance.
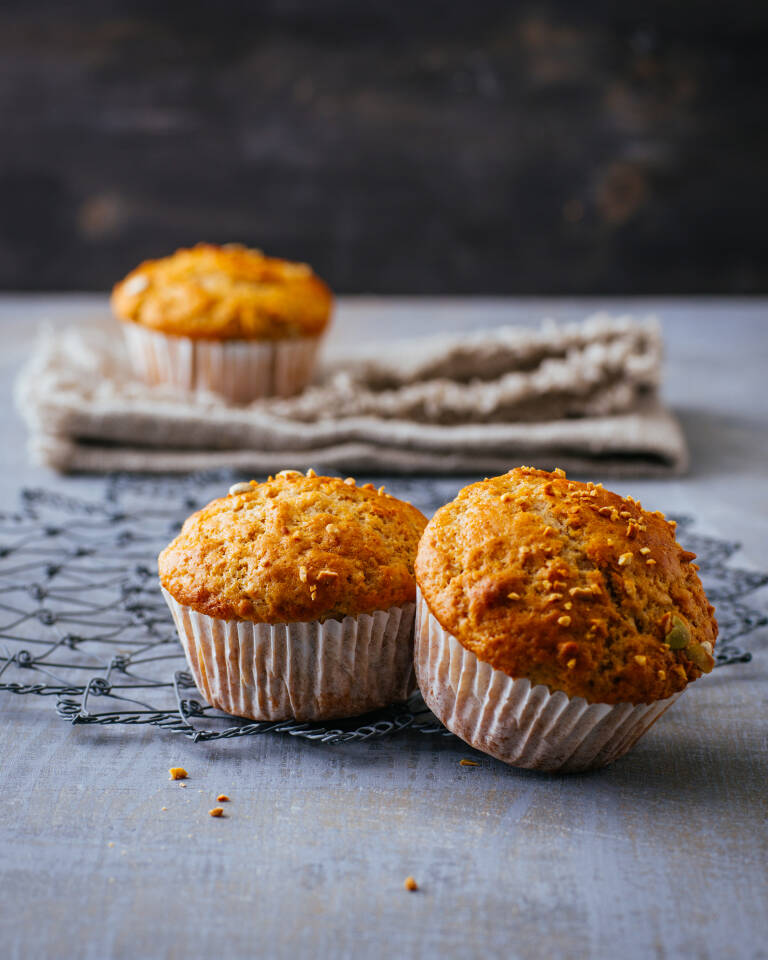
[459,758,480,767]
[216,794,230,803]
[161,806,167,811]
[404,876,419,892]
[169,767,188,780]
[209,807,225,818]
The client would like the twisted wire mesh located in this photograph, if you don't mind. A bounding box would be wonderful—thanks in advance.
[0,472,764,744]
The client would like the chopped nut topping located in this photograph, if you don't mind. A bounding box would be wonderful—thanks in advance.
[619,511,632,519]
[626,522,639,539]
[542,526,553,537]
[122,273,149,296]
[209,807,224,818]
[557,615,572,627]
[569,586,595,598]
[309,587,318,601]
[361,483,375,490]
[646,559,657,566]
[306,468,317,478]
[634,655,647,666]
[598,507,613,517]
[343,477,356,485]
[228,482,252,496]
[658,670,666,680]
[317,569,339,580]
[566,658,577,670]
[276,470,303,479]
[169,767,188,781]
[378,486,386,496]
[553,468,566,478]
[564,601,573,610]
[618,552,633,566]
[639,547,651,555]
[500,492,513,503]
[298,566,308,583]
[507,592,521,600]
[404,876,419,891]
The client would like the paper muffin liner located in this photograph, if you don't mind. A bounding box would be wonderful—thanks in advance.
[414,589,683,772]
[162,588,417,722]
[123,324,322,404]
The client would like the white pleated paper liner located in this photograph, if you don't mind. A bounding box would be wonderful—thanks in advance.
[162,588,417,722]
[123,325,321,404]
[414,589,683,772]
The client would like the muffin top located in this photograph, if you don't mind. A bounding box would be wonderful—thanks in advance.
[111,243,333,340]
[415,467,717,705]
[159,471,427,624]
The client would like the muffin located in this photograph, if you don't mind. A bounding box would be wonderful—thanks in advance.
[159,470,427,721]
[414,467,717,772]
[112,243,333,404]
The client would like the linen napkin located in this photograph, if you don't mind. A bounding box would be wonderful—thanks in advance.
[15,314,687,476]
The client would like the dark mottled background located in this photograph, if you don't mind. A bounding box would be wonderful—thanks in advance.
[1,1,766,293]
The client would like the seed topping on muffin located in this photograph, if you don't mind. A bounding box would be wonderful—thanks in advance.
[112,243,333,340]
[160,472,427,624]
[415,466,718,704]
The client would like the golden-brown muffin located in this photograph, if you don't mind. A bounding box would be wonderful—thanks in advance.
[111,243,332,340]
[415,466,717,705]
[160,471,428,624]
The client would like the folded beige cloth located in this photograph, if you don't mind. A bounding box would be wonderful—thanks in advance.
[15,314,688,476]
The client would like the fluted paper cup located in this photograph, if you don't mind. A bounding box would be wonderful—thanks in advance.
[162,588,416,721]
[123,325,322,404]
[414,589,682,772]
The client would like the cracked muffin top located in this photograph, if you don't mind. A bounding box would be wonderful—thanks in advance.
[159,471,427,624]
[111,243,333,340]
[415,467,717,705]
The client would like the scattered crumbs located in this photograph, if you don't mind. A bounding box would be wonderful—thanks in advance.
[209,807,225,818]
[107,842,115,848]
[459,759,480,767]
[404,876,419,892]
[217,794,230,803]
[179,783,187,788]
[161,806,167,812]
[169,767,188,781]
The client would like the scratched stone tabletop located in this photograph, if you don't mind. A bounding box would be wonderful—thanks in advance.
[1,297,767,960]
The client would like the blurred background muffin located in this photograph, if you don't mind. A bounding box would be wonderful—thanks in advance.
[112,243,333,404]
[414,466,717,771]
[159,469,427,721]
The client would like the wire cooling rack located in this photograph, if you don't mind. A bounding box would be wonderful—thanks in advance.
[0,472,765,743]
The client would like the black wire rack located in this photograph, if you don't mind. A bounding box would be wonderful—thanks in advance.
[0,472,765,744]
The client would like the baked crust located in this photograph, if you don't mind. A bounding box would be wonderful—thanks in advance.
[415,467,717,705]
[111,244,332,340]
[159,472,427,623]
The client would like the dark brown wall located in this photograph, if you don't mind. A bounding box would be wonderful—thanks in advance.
[1,1,766,293]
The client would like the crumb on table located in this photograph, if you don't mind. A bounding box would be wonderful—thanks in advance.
[209,807,224,818]
[459,759,480,767]
[169,767,188,780]
[404,876,419,892]
[217,794,230,802]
